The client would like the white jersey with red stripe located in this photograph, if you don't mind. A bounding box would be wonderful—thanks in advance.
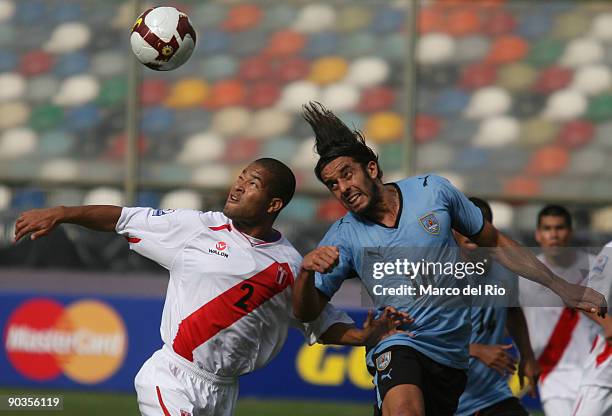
[115,207,353,378]
[519,251,598,402]
[579,242,612,388]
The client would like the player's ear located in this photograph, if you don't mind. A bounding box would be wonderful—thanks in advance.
[268,198,283,215]
[366,161,379,180]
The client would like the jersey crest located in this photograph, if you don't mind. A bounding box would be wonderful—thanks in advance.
[419,213,440,235]
[376,351,391,371]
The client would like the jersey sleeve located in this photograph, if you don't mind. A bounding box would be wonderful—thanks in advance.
[434,175,484,237]
[587,244,612,309]
[290,303,355,345]
[314,222,356,299]
[115,207,203,269]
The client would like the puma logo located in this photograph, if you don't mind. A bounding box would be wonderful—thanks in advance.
[419,175,430,187]
[381,369,393,381]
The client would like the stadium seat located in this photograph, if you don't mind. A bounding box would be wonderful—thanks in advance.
[1,0,611,231]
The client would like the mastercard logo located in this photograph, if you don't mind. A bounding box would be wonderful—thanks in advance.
[3,298,128,384]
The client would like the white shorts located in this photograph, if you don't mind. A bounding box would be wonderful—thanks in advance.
[572,385,612,416]
[542,397,575,416]
[134,346,239,416]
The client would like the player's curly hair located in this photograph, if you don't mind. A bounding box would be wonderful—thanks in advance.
[301,101,382,182]
[253,158,295,208]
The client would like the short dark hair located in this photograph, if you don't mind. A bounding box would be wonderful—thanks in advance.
[253,158,296,209]
[537,204,572,228]
[469,197,493,223]
[301,101,381,181]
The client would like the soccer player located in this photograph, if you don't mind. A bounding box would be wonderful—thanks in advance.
[454,197,537,416]
[293,102,606,416]
[519,205,598,416]
[13,158,411,416]
[572,242,612,416]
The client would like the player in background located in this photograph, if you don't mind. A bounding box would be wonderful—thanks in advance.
[13,158,411,416]
[572,242,612,416]
[454,197,538,416]
[293,102,606,416]
[519,205,598,416]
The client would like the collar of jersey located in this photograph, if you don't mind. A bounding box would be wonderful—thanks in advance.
[355,182,403,229]
[230,221,283,247]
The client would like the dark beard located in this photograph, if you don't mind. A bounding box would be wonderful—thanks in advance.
[359,182,385,217]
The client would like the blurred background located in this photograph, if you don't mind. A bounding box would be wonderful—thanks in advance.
[2,0,612,414]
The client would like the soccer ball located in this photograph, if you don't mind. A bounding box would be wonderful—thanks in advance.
[130,7,197,71]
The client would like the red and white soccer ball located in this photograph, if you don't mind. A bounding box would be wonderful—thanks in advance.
[130,7,197,71]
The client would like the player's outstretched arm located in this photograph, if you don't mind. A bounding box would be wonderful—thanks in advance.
[506,307,539,397]
[293,246,339,322]
[319,307,413,347]
[472,221,608,317]
[14,205,122,242]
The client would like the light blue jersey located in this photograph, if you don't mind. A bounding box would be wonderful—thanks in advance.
[315,174,484,369]
[456,262,518,416]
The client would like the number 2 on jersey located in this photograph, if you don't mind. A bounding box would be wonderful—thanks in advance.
[234,283,254,311]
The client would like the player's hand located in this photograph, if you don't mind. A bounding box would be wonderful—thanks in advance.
[301,246,339,274]
[14,207,65,243]
[361,307,414,347]
[560,282,608,318]
[518,354,540,398]
[472,344,516,375]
